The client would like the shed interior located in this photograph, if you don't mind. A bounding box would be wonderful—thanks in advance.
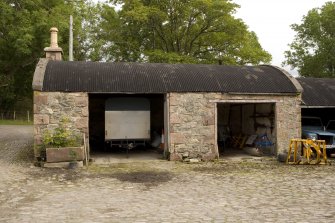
[217,103,276,157]
[89,94,165,159]
[301,108,335,127]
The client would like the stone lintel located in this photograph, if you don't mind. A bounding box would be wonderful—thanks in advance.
[209,99,282,103]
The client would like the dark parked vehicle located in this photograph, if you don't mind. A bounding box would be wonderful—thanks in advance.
[302,116,335,154]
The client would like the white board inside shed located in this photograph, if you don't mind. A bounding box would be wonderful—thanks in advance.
[105,97,150,140]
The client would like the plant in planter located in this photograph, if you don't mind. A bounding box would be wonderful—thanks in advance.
[43,117,81,148]
[42,117,84,165]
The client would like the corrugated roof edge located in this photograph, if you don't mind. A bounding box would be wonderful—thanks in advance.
[296,77,335,107]
[36,60,301,94]
[32,58,49,91]
[261,65,303,93]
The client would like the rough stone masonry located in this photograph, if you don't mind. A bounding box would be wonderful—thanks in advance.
[33,91,88,157]
[168,92,301,161]
[33,91,301,161]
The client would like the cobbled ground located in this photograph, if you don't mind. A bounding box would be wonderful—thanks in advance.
[1,125,335,223]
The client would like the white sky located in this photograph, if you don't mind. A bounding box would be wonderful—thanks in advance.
[233,0,330,76]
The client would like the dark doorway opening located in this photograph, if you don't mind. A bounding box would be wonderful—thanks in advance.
[217,103,276,158]
[89,94,165,161]
[301,108,335,127]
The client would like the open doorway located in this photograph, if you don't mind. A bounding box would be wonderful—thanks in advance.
[217,103,276,158]
[302,108,335,127]
[89,94,165,162]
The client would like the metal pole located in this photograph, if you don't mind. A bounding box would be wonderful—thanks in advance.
[27,110,30,122]
[69,15,73,61]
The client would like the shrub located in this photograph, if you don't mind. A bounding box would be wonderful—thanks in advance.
[42,117,81,148]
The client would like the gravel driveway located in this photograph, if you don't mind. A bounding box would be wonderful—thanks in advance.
[1,125,335,223]
[0,125,34,164]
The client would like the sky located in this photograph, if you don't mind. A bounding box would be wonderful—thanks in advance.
[233,0,330,76]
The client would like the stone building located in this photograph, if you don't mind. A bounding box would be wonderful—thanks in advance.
[32,28,303,161]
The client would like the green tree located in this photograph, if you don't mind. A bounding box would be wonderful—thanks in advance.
[0,0,100,110]
[283,2,335,77]
[99,0,271,64]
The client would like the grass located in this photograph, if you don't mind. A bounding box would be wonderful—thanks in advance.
[0,120,33,125]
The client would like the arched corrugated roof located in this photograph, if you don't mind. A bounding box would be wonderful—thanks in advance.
[297,77,335,107]
[38,60,299,94]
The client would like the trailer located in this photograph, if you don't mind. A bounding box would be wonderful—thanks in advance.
[105,97,151,150]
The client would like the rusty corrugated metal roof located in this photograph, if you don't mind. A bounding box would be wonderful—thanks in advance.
[42,61,299,94]
[297,77,335,107]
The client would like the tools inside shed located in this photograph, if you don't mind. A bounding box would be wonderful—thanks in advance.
[217,103,275,156]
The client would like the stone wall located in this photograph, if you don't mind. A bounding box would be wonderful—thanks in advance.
[168,92,301,161]
[275,94,302,153]
[168,93,217,161]
[33,91,301,161]
[33,91,89,157]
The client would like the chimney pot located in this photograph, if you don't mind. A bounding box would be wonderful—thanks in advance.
[44,27,63,61]
[49,27,59,48]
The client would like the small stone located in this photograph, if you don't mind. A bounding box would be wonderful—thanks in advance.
[189,158,199,163]
[277,153,288,162]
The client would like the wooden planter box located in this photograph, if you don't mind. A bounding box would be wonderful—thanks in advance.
[46,147,84,163]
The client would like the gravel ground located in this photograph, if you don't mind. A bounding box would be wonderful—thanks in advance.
[0,124,34,187]
[0,125,34,165]
[1,125,335,223]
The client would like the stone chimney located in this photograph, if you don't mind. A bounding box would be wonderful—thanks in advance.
[44,27,63,60]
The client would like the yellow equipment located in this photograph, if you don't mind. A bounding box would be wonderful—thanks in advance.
[231,134,247,149]
[286,139,327,165]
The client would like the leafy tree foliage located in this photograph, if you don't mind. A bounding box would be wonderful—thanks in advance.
[99,0,271,64]
[284,2,335,77]
[0,0,99,110]
[0,0,272,110]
